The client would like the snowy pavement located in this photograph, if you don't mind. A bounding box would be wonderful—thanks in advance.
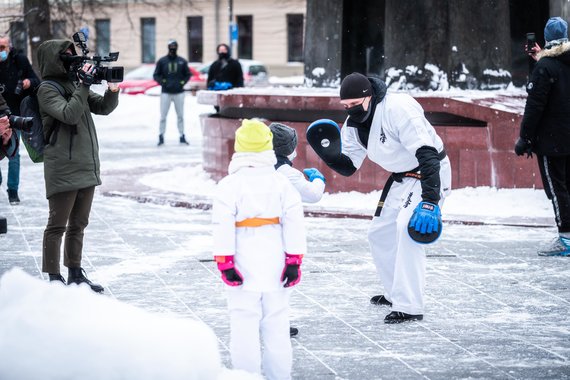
[1,93,569,379]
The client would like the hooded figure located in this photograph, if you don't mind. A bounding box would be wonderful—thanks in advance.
[515,17,570,256]
[37,39,119,198]
[37,39,119,292]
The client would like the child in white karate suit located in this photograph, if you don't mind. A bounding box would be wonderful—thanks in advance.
[212,119,307,380]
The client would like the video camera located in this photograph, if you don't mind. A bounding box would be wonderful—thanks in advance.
[64,31,124,84]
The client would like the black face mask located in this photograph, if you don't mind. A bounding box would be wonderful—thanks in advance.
[218,52,229,60]
[346,100,372,123]
[59,53,81,72]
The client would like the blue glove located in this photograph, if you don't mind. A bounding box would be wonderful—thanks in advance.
[303,168,325,183]
[211,81,233,91]
[408,201,442,244]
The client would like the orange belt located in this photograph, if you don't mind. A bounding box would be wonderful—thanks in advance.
[235,217,280,227]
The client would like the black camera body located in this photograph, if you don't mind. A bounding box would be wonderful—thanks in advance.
[68,31,124,85]
[526,32,537,53]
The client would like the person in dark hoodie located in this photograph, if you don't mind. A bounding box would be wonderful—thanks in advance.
[206,43,244,91]
[36,39,119,292]
[314,73,451,324]
[515,17,570,257]
[0,35,41,204]
[0,93,18,161]
[153,39,191,146]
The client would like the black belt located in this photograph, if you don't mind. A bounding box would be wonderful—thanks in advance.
[373,149,446,217]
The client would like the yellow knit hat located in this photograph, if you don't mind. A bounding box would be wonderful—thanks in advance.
[234,119,274,153]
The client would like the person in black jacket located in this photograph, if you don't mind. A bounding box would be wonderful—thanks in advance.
[153,39,191,146]
[206,43,244,91]
[0,93,18,161]
[0,36,40,204]
[516,17,570,257]
[309,73,451,323]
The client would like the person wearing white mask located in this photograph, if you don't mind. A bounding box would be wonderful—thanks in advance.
[270,122,326,204]
[0,35,40,205]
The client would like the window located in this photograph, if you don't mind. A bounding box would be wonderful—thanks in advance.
[9,22,27,55]
[95,19,110,56]
[187,16,203,62]
[52,20,67,39]
[237,15,252,59]
[287,14,304,62]
[141,18,156,63]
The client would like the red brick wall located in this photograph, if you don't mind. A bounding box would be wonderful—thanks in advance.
[200,93,543,192]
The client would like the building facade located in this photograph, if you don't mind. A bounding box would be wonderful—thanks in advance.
[0,0,306,76]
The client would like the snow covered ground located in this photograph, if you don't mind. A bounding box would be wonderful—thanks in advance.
[0,91,568,379]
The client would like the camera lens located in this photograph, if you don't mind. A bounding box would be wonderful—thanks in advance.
[9,115,34,132]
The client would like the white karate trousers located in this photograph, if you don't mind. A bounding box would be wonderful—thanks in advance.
[368,159,451,315]
[227,288,292,380]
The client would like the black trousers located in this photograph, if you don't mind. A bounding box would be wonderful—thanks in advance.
[537,155,570,233]
[42,186,95,274]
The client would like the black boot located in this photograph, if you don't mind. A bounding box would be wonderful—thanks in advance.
[290,327,299,337]
[49,273,66,284]
[67,267,104,293]
[384,311,423,324]
[157,134,164,146]
[7,189,20,205]
[179,134,189,145]
[370,295,392,307]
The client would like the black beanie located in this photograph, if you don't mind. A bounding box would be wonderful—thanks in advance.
[269,122,297,157]
[340,72,372,100]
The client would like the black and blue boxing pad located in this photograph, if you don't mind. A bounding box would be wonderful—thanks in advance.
[408,201,443,244]
[306,119,342,163]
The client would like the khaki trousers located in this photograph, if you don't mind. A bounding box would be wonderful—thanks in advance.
[42,186,95,274]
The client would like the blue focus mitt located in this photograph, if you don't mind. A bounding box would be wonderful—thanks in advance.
[408,201,442,244]
[306,119,342,163]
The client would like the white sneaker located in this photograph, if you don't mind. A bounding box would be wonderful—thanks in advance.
[537,236,570,256]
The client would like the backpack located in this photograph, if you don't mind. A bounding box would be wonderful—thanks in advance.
[19,80,66,163]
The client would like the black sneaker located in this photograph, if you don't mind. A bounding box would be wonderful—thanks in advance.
[7,189,20,205]
[384,311,423,324]
[370,295,392,307]
[290,327,299,337]
[67,267,104,293]
[179,134,189,145]
[157,134,164,146]
[49,273,66,284]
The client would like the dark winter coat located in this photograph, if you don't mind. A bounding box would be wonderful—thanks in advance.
[153,54,191,94]
[519,42,570,156]
[0,50,40,115]
[0,93,18,160]
[207,58,244,89]
[36,39,119,198]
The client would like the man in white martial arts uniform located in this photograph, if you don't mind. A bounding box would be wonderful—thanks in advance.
[311,72,451,323]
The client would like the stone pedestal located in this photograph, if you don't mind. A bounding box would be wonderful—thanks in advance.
[198,89,542,192]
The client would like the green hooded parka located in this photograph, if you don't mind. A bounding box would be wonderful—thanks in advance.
[36,39,118,198]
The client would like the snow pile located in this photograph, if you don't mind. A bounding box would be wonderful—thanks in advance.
[0,268,259,380]
[385,64,450,91]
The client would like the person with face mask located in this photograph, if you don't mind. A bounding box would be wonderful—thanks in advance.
[36,38,119,292]
[308,72,451,324]
[206,43,244,91]
[0,35,40,205]
[270,122,325,204]
[153,39,191,146]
